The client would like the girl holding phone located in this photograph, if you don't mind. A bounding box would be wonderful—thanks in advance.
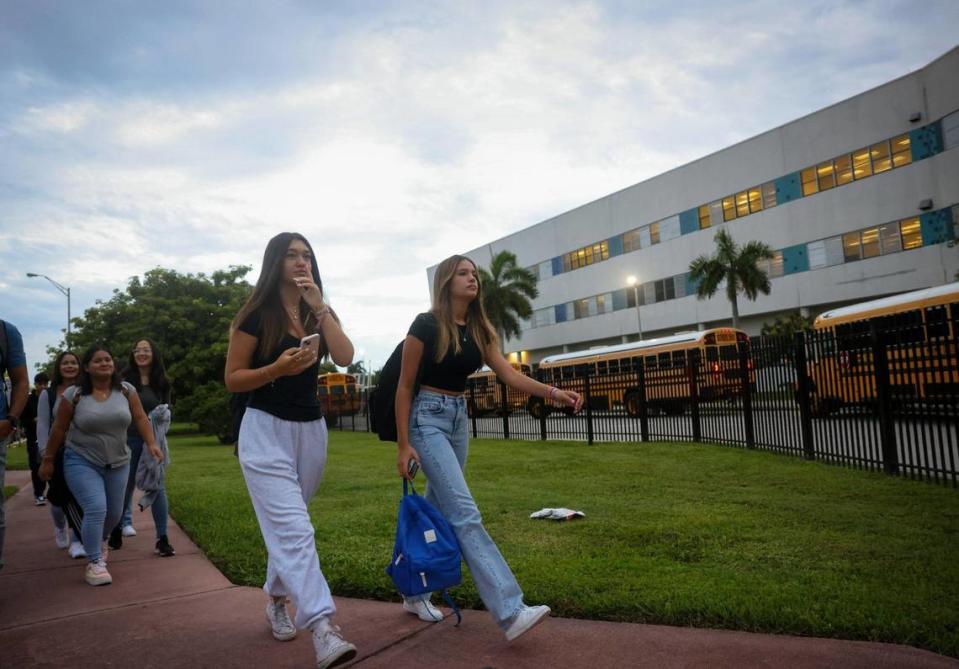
[394,254,583,641]
[225,232,356,669]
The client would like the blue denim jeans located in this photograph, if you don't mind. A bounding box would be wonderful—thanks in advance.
[408,390,524,630]
[120,436,168,537]
[63,448,128,562]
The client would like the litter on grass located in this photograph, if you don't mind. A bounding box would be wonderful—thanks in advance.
[530,508,585,521]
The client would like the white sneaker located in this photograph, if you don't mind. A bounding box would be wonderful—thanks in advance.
[121,525,137,537]
[35,496,46,506]
[504,604,551,641]
[403,597,443,622]
[68,541,87,559]
[266,599,297,641]
[54,526,70,549]
[85,559,112,586]
[312,618,357,669]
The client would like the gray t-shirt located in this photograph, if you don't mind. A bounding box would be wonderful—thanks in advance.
[64,382,136,467]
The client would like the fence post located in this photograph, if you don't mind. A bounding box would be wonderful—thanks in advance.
[584,373,594,445]
[539,374,548,441]
[870,321,899,475]
[792,331,815,460]
[468,381,478,438]
[739,344,755,449]
[499,380,510,440]
[636,359,649,442]
[688,359,702,442]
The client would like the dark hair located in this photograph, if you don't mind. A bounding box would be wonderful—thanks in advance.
[78,344,122,395]
[34,371,50,384]
[123,338,172,403]
[430,255,496,363]
[231,232,337,359]
[49,350,80,389]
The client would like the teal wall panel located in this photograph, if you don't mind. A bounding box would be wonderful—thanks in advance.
[685,271,701,296]
[554,304,567,323]
[920,209,953,246]
[607,235,624,257]
[781,244,809,275]
[612,288,628,311]
[775,173,802,203]
[910,122,943,161]
[679,208,699,235]
[551,256,563,276]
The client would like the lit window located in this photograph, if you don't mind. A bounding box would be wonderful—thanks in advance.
[649,222,660,245]
[879,223,902,255]
[748,187,763,213]
[722,196,737,221]
[835,154,853,186]
[768,251,784,278]
[900,218,922,249]
[623,228,642,252]
[597,241,609,261]
[861,227,880,258]
[852,147,872,180]
[843,231,862,262]
[735,191,750,217]
[816,160,836,191]
[870,140,892,174]
[563,254,572,272]
[574,298,590,319]
[801,168,818,196]
[761,182,777,209]
[891,134,911,167]
[698,205,711,229]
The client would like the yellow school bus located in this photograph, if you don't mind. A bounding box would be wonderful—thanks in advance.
[317,373,362,425]
[534,328,752,418]
[806,281,959,416]
[466,363,533,417]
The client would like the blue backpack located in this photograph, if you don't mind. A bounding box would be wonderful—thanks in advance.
[386,479,462,624]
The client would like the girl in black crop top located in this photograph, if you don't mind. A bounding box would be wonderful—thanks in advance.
[393,254,582,640]
[224,232,357,665]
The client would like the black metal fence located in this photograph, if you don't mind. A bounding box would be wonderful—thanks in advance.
[332,321,958,486]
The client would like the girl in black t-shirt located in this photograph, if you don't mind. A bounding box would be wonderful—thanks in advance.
[225,232,357,669]
[394,254,583,642]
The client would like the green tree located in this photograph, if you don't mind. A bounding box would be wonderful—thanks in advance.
[51,266,253,435]
[479,251,538,351]
[688,229,775,329]
[346,360,367,375]
[761,311,814,338]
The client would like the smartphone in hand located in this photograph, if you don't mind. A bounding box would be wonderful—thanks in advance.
[300,333,321,359]
[407,459,419,479]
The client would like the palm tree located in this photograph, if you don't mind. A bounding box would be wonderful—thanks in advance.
[688,228,776,329]
[479,251,539,351]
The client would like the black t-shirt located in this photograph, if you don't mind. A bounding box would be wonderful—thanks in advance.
[408,312,483,393]
[239,310,322,422]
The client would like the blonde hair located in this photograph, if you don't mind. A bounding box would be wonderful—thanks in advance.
[430,255,497,363]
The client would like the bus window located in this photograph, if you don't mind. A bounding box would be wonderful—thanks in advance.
[836,321,870,352]
[644,355,657,370]
[877,309,923,345]
[597,360,608,374]
[607,359,619,374]
[658,352,671,368]
[720,345,738,360]
[925,305,949,339]
[671,351,686,368]
[562,366,574,380]
[705,347,718,362]
[620,357,634,373]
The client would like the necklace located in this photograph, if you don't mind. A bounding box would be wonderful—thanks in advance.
[286,306,300,320]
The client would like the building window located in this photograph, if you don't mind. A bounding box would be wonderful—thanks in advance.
[852,147,872,179]
[768,251,784,278]
[649,222,660,245]
[891,134,912,167]
[834,154,853,186]
[673,274,687,298]
[807,240,827,269]
[564,241,609,271]
[735,191,750,217]
[761,182,777,209]
[722,196,737,221]
[698,205,711,229]
[623,228,642,253]
[860,227,880,259]
[843,231,862,262]
[816,160,836,191]
[801,167,818,196]
[709,201,724,226]
[900,217,922,249]
[878,222,902,255]
[870,140,892,174]
[748,187,763,213]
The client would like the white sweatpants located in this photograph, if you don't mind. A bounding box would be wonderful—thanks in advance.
[238,407,335,629]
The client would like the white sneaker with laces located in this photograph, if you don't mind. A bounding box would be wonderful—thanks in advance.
[266,599,297,641]
[402,597,443,622]
[54,526,70,549]
[504,604,551,641]
[35,496,46,506]
[68,541,87,559]
[85,559,112,586]
[121,525,137,537]
[312,617,357,669]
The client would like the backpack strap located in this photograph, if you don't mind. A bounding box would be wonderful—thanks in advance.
[441,590,462,626]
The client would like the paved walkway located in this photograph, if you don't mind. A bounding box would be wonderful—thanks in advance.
[1,469,955,668]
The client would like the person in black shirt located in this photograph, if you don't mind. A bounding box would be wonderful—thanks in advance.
[225,232,357,669]
[23,372,49,505]
[394,254,582,641]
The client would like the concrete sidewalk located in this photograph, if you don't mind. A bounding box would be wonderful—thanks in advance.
[1,469,955,668]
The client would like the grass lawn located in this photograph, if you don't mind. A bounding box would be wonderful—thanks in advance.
[106,429,959,655]
[3,485,17,499]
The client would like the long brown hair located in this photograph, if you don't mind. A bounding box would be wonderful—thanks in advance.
[231,232,337,359]
[430,255,497,363]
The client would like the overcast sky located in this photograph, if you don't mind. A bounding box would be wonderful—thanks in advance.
[1,1,957,373]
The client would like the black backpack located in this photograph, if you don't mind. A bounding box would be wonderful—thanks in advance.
[369,341,405,442]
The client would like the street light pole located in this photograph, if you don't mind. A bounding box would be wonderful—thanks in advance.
[26,273,71,338]
[627,275,643,341]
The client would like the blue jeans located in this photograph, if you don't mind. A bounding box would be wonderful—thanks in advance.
[63,448,128,562]
[120,436,168,537]
[408,390,524,630]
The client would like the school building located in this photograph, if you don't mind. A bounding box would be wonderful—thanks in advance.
[428,46,959,365]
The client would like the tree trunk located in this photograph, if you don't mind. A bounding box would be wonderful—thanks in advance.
[730,294,740,329]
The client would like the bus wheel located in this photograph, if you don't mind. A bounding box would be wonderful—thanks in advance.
[623,391,641,418]
[528,398,550,420]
